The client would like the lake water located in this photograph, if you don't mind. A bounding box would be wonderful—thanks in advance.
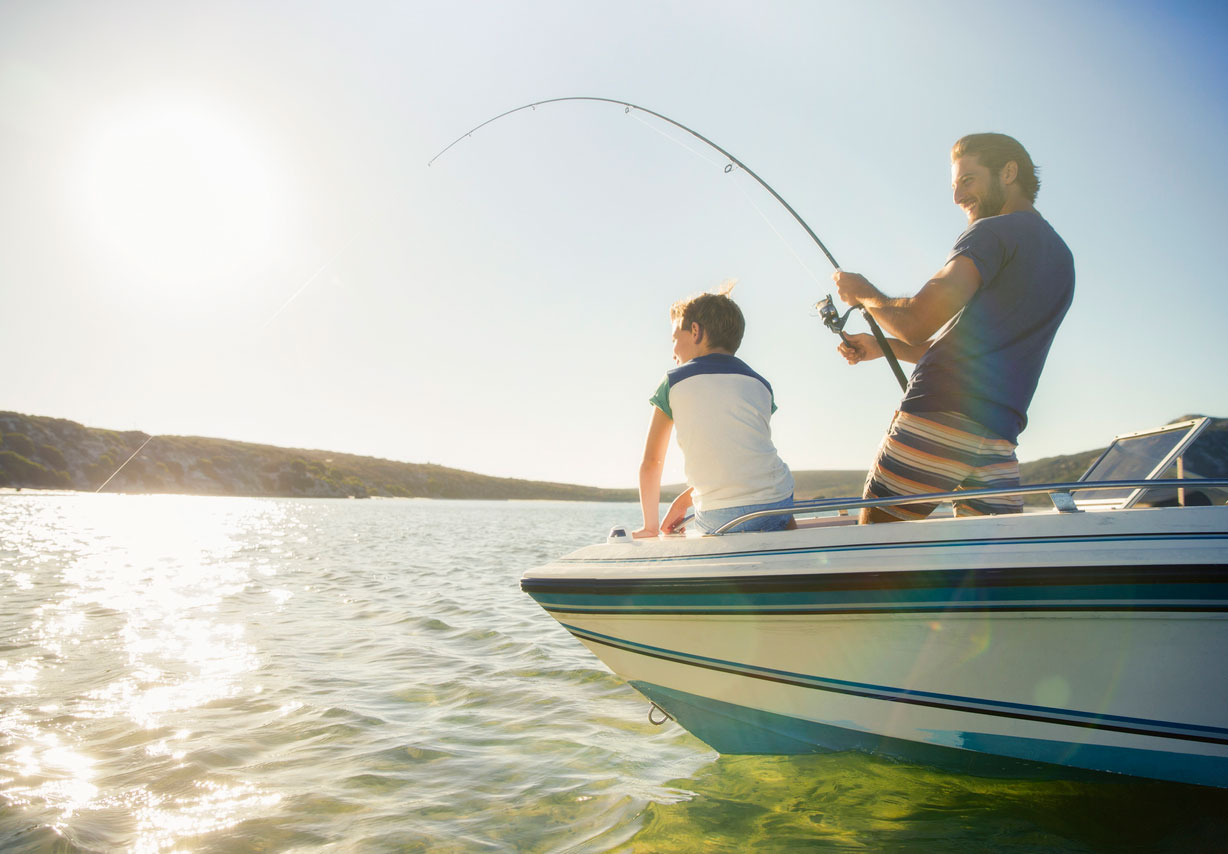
[2,494,1225,853]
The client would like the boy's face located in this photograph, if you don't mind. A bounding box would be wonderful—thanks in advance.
[671,317,703,364]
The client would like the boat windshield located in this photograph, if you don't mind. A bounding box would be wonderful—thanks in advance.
[1073,418,1209,508]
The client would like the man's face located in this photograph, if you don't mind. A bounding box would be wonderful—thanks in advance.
[951,154,1006,224]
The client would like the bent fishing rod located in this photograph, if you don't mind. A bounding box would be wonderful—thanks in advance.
[430,96,909,392]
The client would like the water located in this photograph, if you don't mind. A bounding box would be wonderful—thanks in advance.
[2,494,1225,853]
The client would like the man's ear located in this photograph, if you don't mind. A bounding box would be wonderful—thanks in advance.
[1000,160,1019,185]
[690,321,704,343]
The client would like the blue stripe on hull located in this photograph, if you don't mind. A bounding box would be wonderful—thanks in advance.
[631,682,1228,789]
[569,625,1228,744]
[524,564,1228,615]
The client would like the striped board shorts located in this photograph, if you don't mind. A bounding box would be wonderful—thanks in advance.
[863,410,1023,520]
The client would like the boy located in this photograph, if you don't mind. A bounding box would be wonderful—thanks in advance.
[632,289,795,538]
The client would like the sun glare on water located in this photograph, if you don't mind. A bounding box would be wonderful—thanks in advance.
[74,103,287,292]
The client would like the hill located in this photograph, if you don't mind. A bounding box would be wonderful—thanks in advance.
[1,411,1223,502]
[0,411,639,501]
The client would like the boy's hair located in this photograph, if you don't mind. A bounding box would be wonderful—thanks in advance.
[951,132,1040,202]
[670,292,745,353]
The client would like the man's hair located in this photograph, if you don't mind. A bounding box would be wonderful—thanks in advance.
[670,292,745,353]
[951,133,1041,202]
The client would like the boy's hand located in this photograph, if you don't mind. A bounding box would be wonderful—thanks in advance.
[838,332,882,365]
[661,486,694,535]
[631,527,659,539]
[661,506,687,535]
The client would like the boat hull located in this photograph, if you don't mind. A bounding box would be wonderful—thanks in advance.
[522,507,1228,788]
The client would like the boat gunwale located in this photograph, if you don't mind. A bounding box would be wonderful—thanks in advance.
[712,477,1228,533]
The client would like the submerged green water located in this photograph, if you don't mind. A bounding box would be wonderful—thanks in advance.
[1,495,1223,852]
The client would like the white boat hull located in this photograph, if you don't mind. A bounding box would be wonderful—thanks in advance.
[522,506,1228,787]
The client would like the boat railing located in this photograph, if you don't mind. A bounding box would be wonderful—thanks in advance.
[711,477,1228,535]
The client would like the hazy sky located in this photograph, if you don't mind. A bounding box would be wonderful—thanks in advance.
[3,0,1225,488]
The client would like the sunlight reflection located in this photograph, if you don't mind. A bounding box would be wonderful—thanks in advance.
[1,495,287,849]
[6,734,99,817]
[132,782,282,854]
[1,659,41,695]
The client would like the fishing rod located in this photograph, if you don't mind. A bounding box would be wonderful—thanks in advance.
[430,96,909,392]
[816,295,910,390]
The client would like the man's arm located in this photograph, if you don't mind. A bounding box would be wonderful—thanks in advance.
[833,255,982,346]
[838,333,931,365]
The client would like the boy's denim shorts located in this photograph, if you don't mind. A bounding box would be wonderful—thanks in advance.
[693,493,794,534]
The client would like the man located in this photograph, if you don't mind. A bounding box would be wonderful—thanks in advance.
[834,133,1074,523]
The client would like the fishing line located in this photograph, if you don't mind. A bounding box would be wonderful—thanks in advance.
[92,232,360,491]
[728,175,824,286]
[261,235,358,330]
[262,260,330,330]
[626,109,824,286]
[626,113,820,285]
[95,435,154,493]
[625,110,728,171]
[624,109,827,291]
[431,96,908,390]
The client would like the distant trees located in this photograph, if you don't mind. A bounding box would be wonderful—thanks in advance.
[39,444,67,471]
[0,450,71,488]
[278,459,313,493]
[0,432,72,488]
[2,432,36,458]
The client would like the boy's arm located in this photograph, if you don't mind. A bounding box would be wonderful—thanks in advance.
[661,486,694,534]
[633,407,673,538]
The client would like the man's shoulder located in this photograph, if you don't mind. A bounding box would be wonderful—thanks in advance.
[970,210,1063,240]
[954,210,1069,259]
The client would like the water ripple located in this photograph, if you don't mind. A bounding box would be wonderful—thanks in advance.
[2,494,1224,852]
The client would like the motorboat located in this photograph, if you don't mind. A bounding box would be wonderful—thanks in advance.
[521,418,1228,788]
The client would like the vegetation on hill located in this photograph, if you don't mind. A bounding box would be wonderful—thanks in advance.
[1,411,1222,503]
[0,412,639,501]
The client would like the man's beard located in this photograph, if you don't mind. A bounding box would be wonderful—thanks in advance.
[971,176,1006,221]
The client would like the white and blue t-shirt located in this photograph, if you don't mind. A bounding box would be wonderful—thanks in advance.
[649,353,794,511]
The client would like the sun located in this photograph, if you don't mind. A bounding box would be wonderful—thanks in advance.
[75,103,286,292]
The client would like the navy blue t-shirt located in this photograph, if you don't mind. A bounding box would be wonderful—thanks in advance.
[900,210,1074,443]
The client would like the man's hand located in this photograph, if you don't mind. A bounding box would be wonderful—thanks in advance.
[833,271,879,308]
[837,332,882,365]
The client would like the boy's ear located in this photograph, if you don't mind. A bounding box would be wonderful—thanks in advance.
[690,321,703,343]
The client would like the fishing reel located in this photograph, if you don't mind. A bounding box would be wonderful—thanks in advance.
[814,293,910,391]
[814,294,856,344]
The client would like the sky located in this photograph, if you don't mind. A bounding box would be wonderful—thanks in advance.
[2,0,1226,488]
